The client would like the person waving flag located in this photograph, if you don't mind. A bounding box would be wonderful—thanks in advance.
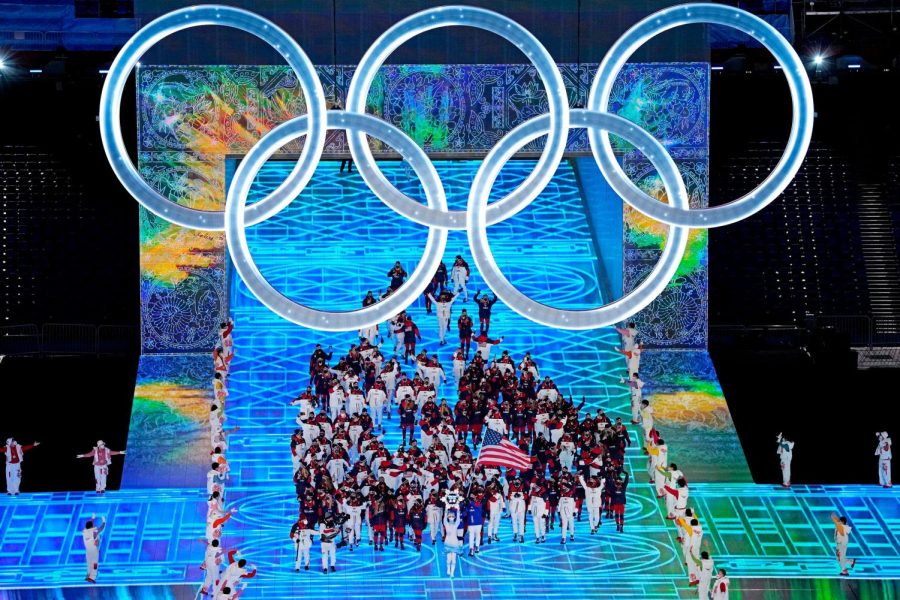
[476,428,531,471]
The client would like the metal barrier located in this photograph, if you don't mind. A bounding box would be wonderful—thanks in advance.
[42,323,98,355]
[813,315,874,348]
[0,324,138,357]
[0,324,41,355]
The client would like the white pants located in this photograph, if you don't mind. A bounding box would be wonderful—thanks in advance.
[203,557,219,592]
[509,499,526,536]
[879,458,892,486]
[836,541,851,571]
[451,269,468,299]
[5,464,21,494]
[781,458,792,485]
[630,393,641,422]
[468,524,482,550]
[94,465,108,492]
[628,357,640,377]
[85,545,100,579]
[585,495,602,530]
[665,492,676,518]
[452,360,464,381]
[371,401,385,429]
[346,512,362,545]
[642,420,654,444]
[348,398,363,416]
[559,497,576,539]
[698,574,711,599]
[529,503,546,540]
[487,507,502,538]
[438,316,450,343]
[329,396,343,421]
[321,542,336,569]
[427,508,442,542]
[687,540,701,582]
[654,469,666,497]
[295,541,311,568]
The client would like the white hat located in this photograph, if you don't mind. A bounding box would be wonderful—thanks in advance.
[880,431,889,439]
[97,440,105,447]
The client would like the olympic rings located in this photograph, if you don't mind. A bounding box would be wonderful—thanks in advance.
[468,109,690,330]
[346,5,569,230]
[226,111,448,331]
[588,3,814,228]
[99,5,328,231]
[105,3,813,330]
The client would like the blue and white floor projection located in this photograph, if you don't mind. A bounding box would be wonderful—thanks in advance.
[0,161,898,599]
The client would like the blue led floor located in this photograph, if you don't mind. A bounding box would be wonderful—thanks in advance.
[1,160,898,598]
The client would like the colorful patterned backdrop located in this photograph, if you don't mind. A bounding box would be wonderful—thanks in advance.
[136,62,708,352]
[121,354,215,488]
[613,63,709,348]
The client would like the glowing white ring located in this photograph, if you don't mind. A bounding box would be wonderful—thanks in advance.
[588,3,813,228]
[346,5,569,230]
[99,5,327,231]
[106,3,817,331]
[468,109,690,330]
[225,110,448,331]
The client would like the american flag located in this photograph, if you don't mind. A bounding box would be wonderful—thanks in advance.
[476,428,532,471]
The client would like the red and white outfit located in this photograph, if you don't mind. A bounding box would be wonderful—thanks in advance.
[617,346,642,377]
[1,439,37,495]
[615,325,638,352]
[711,573,730,599]
[76,443,125,493]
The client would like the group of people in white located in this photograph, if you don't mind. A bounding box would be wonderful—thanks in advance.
[777,430,891,491]
[202,318,257,598]
[776,430,891,577]
[0,440,124,497]
[617,323,731,599]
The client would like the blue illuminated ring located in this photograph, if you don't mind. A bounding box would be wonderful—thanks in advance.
[225,110,448,331]
[346,5,569,230]
[99,5,328,231]
[468,109,690,330]
[588,3,814,228]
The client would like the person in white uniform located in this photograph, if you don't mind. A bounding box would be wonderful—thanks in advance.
[711,568,729,599]
[875,431,892,488]
[832,512,857,576]
[82,513,106,583]
[428,290,459,345]
[776,433,794,487]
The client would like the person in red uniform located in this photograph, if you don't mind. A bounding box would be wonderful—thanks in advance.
[387,262,407,291]
[473,290,499,333]
[609,471,630,532]
[395,316,422,365]
[457,310,474,359]
[390,495,408,549]
[409,498,427,551]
